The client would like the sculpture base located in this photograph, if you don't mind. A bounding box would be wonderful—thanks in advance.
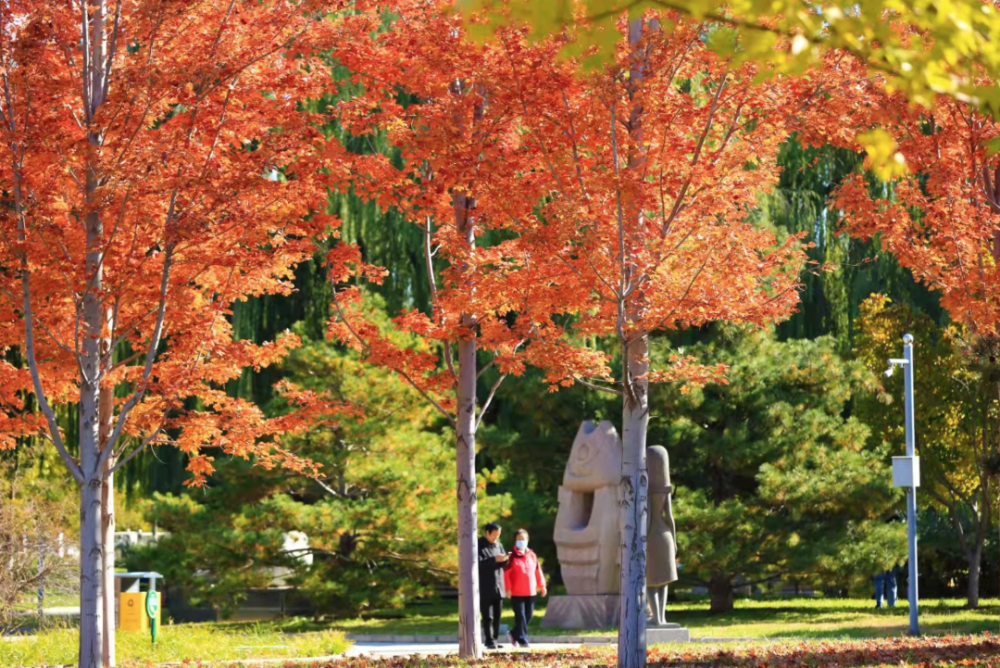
[541,595,619,629]
[541,596,691,642]
[647,625,690,644]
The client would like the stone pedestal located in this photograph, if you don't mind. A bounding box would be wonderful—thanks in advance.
[647,624,690,644]
[542,595,619,629]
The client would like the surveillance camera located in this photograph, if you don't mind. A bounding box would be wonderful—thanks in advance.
[884,366,894,378]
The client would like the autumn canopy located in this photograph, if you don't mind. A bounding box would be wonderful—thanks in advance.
[3,2,1000,668]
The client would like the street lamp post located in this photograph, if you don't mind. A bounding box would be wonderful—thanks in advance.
[886,333,919,636]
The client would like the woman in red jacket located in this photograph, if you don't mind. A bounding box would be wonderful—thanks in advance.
[503,528,546,647]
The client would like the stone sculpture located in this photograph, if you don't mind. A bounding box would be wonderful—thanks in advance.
[543,421,623,629]
[543,422,687,641]
[554,420,623,596]
[646,445,678,627]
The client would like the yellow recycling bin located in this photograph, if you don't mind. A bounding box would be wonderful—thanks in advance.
[115,572,163,632]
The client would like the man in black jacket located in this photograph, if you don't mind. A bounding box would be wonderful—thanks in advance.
[478,522,509,649]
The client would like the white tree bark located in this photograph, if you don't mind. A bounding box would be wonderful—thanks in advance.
[79,4,109,664]
[455,333,481,659]
[618,330,649,667]
[78,469,105,668]
[78,208,107,668]
[617,18,651,668]
[100,383,116,667]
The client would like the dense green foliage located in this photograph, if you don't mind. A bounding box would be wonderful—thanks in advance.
[127,299,510,618]
[652,328,903,612]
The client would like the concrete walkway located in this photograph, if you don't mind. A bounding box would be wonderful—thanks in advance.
[344,641,585,657]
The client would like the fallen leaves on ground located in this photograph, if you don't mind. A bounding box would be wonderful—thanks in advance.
[276,635,1000,668]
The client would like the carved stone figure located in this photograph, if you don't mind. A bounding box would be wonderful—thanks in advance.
[553,420,623,596]
[646,445,677,627]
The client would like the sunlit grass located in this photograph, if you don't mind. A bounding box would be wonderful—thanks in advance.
[0,621,348,666]
[314,597,1000,641]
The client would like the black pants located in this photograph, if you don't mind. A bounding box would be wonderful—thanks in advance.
[480,596,502,646]
[511,596,535,645]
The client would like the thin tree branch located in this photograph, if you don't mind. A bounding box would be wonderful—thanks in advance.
[475,373,506,431]
[574,376,624,397]
[106,425,166,477]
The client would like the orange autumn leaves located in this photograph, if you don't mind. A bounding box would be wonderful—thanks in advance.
[325,4,809,400]
[0,0,357,482]
[802,52,1000,338]
[9,0,997,485]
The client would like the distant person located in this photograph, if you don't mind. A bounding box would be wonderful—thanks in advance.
[874,567,897,609]
[478,522,509,649]
[503,528,546,648]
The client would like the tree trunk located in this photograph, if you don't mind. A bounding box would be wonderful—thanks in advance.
[452,173,482,658]
[618,329,650,668]
[101,386,116,666]
[79,260,106,668]
[967,542,982,608]
[617,17,652,667]
[708,575,734,614]
[80,4,109,664]
[79,199,107,668]
[78,474,105,668]
[455,335,481,659]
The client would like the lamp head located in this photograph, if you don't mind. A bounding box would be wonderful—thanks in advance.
[884,365,894,378]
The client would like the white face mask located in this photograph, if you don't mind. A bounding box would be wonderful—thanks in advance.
[515,539,527,550]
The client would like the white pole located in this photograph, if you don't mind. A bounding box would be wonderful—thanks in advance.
[903,333,919,635]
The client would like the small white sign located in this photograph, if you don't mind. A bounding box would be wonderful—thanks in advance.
[892,456,920,488]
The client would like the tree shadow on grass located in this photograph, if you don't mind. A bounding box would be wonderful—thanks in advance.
[675,602,999,632]
[650,637,1000,667]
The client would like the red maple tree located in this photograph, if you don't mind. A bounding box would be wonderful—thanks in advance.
[510,15,808,665]
[816,76,1000,338]
[0,2,351,667]
[323,1,608,657]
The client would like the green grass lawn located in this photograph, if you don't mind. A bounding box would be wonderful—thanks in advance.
[309,596,1000,640]
[0,623,348,666]
[13,591,79,612]
[3,597,995,666]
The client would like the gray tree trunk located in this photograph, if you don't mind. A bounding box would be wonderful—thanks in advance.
[968,542,982,608]
[79,223,106,668]
[456,334,481,659]
[708,575,735,614]
[79,3,108,660]
[618,329,650,667]
[453,184,482,659]
[78,468,105,668]
[617,17,652,668]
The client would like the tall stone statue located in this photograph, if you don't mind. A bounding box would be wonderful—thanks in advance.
[646,445,678,627]
[544,421,623,628]
[553,420,622,596]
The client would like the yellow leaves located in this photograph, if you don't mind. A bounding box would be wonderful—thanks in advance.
[857,129,908,181]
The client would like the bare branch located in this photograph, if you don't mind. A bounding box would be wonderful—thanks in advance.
[574,376,624,397]
[106,425,166,477]
[99,240,174,470]
[475,373,506,431]
[425,216,456,382]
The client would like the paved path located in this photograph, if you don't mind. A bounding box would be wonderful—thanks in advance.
[344,641,584,657]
